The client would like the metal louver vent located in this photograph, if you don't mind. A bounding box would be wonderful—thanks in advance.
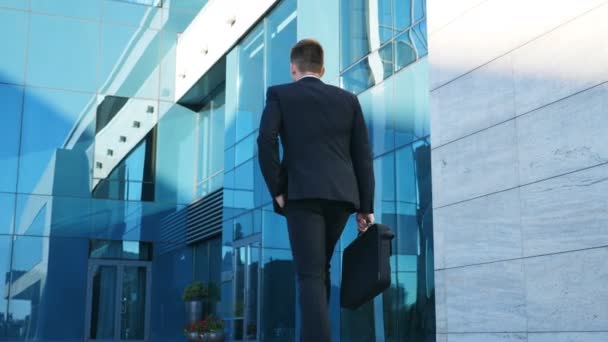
[186,188,223,244]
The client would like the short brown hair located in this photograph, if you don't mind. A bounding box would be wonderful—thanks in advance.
[290,39,324,73]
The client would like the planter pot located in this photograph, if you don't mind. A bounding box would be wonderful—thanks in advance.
[202,331,226,342]
[185,301,203,324]
[186,332,203,341]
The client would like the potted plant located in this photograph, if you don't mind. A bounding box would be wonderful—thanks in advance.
[183,315,225,342]
[201,315,225,342]
[184,320,207,341]
[182,282,208,324]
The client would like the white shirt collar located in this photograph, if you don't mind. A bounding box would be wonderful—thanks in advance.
[299,74,321,80]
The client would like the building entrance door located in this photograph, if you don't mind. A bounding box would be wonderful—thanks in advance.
[84,260,152,341]
[232,235,261,341]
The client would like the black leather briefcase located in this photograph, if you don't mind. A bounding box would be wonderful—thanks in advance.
[340,223,395,310]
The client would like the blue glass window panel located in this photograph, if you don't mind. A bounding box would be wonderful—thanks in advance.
[393,60,429,146]
[235,134,255,167]
[261,247,295,338]
[0,194,14,234]
[115,0,161,6]
[396,145,418,205]
[341,58,374,95]
[155,102,196,204]
[394,0,412,31]
[15,194,93,238]
[0,9,28,84]
[412,21,428,58]
[358,78,395,157]
[379,42,395,82]
[0,0,28,10]
[253,160,271,208]
[373,152,395,214]
[340,0,370,70]
[342,43,393,95]
[233,160,254,210]
[298,0,340,80]
[0,236,10,338]
[236,24,264,141]
[31,0,101,20]
[233,212,253,240]
[27,14,98,92]
[266,0,297,87]
[224,146,236,171]
[0,84,23,192]
[414,0,426,22]
[9,236,89,341]
[19,87,96,196]
[150,244,194,341]
[101,0,162,29]
[378,0,393,43]
[164,0,208,13]
[261,204,290,249]
[394,29,417,72]
[224,50,239,147]
[99,25,160,99]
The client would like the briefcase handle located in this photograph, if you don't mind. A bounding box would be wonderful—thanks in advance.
[357,223,395,256]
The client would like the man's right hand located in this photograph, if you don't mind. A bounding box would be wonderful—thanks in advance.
[356,213,375,233]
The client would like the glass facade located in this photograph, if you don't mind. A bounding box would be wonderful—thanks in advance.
[0,1,210,341]
[0,0,431,340]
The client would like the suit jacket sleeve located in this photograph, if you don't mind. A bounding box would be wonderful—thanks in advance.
[350,95,375,213]
[257,87,286,198]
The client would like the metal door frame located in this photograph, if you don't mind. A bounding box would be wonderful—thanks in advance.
[84,260,152,342]
[232,234,261,341]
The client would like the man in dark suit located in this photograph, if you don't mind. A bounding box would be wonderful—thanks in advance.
[257,39,375,342]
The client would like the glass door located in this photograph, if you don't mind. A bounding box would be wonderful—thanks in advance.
[85,261,151,341]
[232,236,261,341]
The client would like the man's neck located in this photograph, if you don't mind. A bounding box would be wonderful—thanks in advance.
[299,73,321,80]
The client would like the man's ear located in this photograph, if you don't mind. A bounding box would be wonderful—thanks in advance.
[319,66,326,78]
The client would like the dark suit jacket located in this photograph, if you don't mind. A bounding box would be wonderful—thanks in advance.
[256,76,375,216]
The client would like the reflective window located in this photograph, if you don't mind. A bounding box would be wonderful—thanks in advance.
[0,0,28,10]
[155,102,196,204]
[233,160,254,210]
[99,24,161,99]
[0,84,22,192]
[89,240,153,260]
[414,0,426,22]
[163,0,208,12]
[102,0,162,29]
[0,9,28,85]
[358,78,395,156]
[412,21,428,58]
[394,0,412,32]
[235,134,255,167]
[14,194,94,238]
[342,43,394,95]
[193,237,222,313]
[393,59,429,146]
[30,0,101,20]
[0,236,10,339]
[340,0,371,70]
[196,90,225,198]
[19,87,96,196]
[27,14,98,92]
[236,24,264,142]
[8,236,89,340]
[0,194,15,234]
[266,0,297,87]
[395,30,416,71]
[261,248,295,341]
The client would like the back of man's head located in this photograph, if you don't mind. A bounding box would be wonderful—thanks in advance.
[290,39,324,74]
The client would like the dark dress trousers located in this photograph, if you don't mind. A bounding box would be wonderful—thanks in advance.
[257,76,375,342]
